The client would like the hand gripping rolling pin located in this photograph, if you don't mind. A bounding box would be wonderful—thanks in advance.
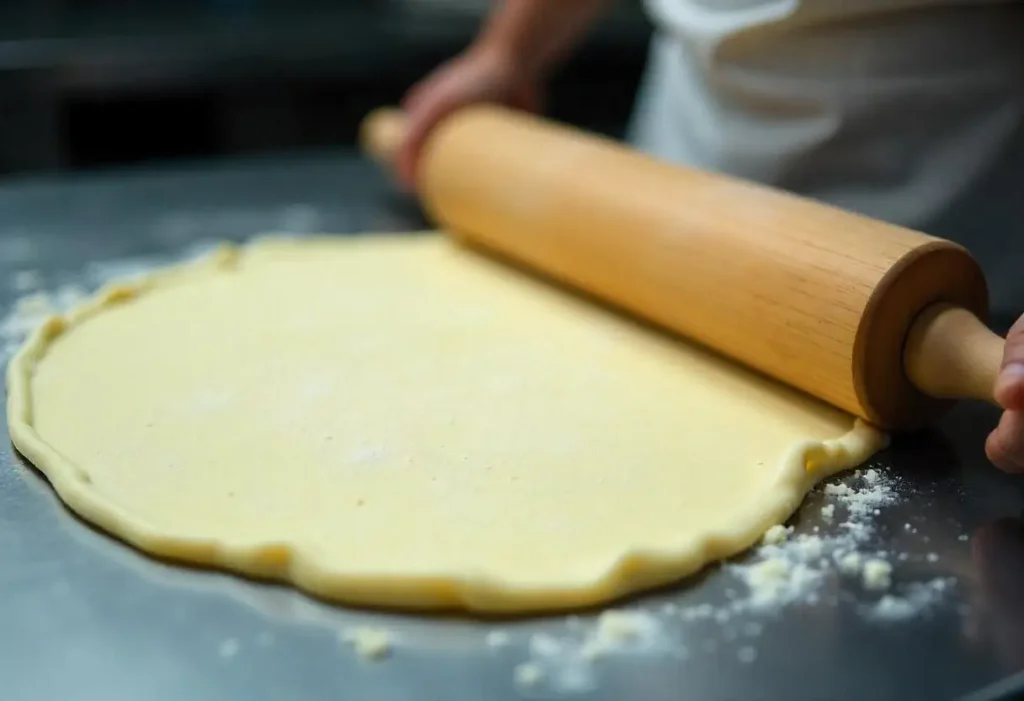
[360,106,1006,431]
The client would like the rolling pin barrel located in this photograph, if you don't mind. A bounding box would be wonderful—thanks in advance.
[360,107,1005,430]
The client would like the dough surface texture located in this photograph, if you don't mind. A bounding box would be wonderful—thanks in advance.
[7,235,884,612]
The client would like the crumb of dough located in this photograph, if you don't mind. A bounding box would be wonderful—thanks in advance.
[744,558,792,603]
[514,662,543,688]
[862,469,880,484]
[926,553,939,563]
[749,558,789,584]
[793,535,824,560]
[341,627,392,661]
[837,552,862,575]
[869,579,952,622]
[595,609,646,643]
[486,630,510,648]
[529,633,562,658]
[820,504,835,520]
[762,524,790,546]
[737,646,757,663]
[862,559,892,590]
[824,483,853,497]
[873,595,915,620]
[576,609,660,661]
[218,638,239,659]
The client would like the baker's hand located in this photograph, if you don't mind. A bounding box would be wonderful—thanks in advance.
[396,44,541,190]
[987,315,1024,471]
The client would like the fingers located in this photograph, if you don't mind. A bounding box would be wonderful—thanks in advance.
[986,408,1024,472]
[995,315,1024,411]
[400,79,429,113]
[512,82,542,114]
[397,80,457,190]
[989,317,1024,473]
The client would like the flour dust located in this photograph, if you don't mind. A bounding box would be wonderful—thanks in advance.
[1,241,220,361]
[1,246,964,696]
[479,464,962,695]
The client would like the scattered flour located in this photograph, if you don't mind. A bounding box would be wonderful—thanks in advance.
[514,662,544,688]
[837,552,863,575]
[0,250,958,689]
[514,465,941,690]
[341,626,392,661]
[867,578,953,622]
[3,292,54,334]
[792,534,824,560]
[0,245,217,362]
[83,240,221,287]
[827,474,895,518]
[738,559,823,611]
[725,468,898,612]
[862,559,893,590]
[519,609,670,693]
[486,630,510,649]
[709,466,954,624]
[762,524,790,546]
[0,288,85,358]
[824,483,853,497]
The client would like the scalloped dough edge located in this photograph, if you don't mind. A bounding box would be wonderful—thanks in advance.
[5,235,888,614]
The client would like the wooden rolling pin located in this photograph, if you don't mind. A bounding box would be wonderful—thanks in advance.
[360,106,1006,431]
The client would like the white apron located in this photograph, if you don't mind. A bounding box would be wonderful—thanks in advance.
[629,0,1024,317]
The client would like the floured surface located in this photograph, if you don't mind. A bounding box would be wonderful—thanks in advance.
[7,235,884,612]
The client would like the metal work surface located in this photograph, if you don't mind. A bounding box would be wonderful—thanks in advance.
[1,152,1023,701]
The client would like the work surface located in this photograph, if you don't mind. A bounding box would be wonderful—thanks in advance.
[1,152,1023,701]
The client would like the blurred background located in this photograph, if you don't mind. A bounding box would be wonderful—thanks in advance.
[0,0,1019,319]
[0,0,651,175]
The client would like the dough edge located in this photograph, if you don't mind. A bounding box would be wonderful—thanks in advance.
[5,234,888,614]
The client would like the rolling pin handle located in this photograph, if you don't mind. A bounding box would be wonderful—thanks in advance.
[904,304,1005,407]
[360,108,408,170]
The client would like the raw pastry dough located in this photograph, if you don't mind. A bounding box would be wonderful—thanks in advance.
[7,235,884,613]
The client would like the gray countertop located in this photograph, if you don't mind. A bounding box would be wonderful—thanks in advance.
[1,151,1024,701]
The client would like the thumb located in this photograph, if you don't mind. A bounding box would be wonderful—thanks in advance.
[995,315,1024,411]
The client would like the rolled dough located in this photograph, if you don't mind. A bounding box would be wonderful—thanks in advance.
[7,235,884,613]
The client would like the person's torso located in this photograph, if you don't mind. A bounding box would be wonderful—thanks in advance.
[630,0,1024,315]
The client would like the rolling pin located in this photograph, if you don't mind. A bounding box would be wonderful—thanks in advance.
[360,106,1006,431]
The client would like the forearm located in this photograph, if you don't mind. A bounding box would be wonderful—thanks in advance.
[477,0,609,78]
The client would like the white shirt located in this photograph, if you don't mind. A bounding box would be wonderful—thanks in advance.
[629,0,1024,316]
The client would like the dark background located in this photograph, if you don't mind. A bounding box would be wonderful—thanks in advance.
[0,0,651,175]
[0,1,1020,319]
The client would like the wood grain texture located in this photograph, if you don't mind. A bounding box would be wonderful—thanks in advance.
[362,106,1000,430]
[905,304,1004,406]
